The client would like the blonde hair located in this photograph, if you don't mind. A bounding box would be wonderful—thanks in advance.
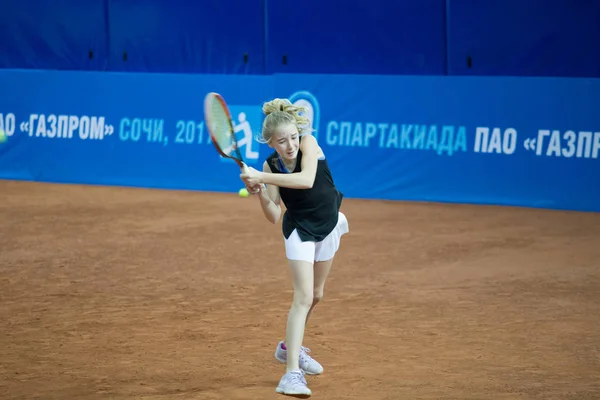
[256,98,313,144]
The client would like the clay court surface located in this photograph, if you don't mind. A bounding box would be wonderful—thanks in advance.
[1,179,599,400]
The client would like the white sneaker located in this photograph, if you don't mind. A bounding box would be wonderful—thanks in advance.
[276,369,312,397]
[274,341,324,375]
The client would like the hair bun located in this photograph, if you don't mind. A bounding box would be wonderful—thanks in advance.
[257,97,315,144]
[262,98,292,116]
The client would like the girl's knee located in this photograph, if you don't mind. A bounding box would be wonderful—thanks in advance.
[293,288,314,309]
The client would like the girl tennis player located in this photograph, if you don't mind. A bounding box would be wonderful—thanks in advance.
[240,98,349,397]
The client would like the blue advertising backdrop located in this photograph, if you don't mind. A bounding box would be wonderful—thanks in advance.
[0,69,598,212]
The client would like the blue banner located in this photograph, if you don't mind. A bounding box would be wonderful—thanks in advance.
[0,69,598,212]
[276,74,600,211]
[0,70,272,191]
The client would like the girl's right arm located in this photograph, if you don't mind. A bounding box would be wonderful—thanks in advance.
[257,160,281,224]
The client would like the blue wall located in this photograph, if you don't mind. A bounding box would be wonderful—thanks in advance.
[107,0,266,74]
[265,0,447,75]
[0,0,108,71]
[447,0,600,78]
[0,69,598,212]
[0,0,599,77]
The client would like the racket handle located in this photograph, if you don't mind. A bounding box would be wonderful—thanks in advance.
[240,162,249,174]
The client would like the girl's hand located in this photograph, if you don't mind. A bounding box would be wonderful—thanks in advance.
[240,166,264,187]
[246,182,263,195]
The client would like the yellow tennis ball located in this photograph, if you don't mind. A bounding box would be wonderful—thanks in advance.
[0,129,6,143]
[238,188,249,198]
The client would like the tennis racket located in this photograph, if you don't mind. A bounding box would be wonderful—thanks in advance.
[203,92,248,173]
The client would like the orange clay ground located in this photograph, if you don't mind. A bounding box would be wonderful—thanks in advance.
[1,179,599,400]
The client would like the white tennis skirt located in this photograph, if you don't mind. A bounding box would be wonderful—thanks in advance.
[284,212,349,263]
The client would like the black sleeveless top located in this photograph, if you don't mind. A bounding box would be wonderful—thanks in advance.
[266,141,343,242]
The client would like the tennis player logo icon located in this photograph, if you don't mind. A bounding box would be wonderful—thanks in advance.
[214,106,261,165]
[233,112,259,160]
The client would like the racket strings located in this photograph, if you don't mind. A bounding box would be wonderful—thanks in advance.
[209,100,236,156]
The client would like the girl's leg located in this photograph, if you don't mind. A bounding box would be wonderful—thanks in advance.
[277,257,332,377]
[305,257,334,325]
[304,211,348,325]
[275,259,316,397]
[306,213,349,322]
[284,259,314,373]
